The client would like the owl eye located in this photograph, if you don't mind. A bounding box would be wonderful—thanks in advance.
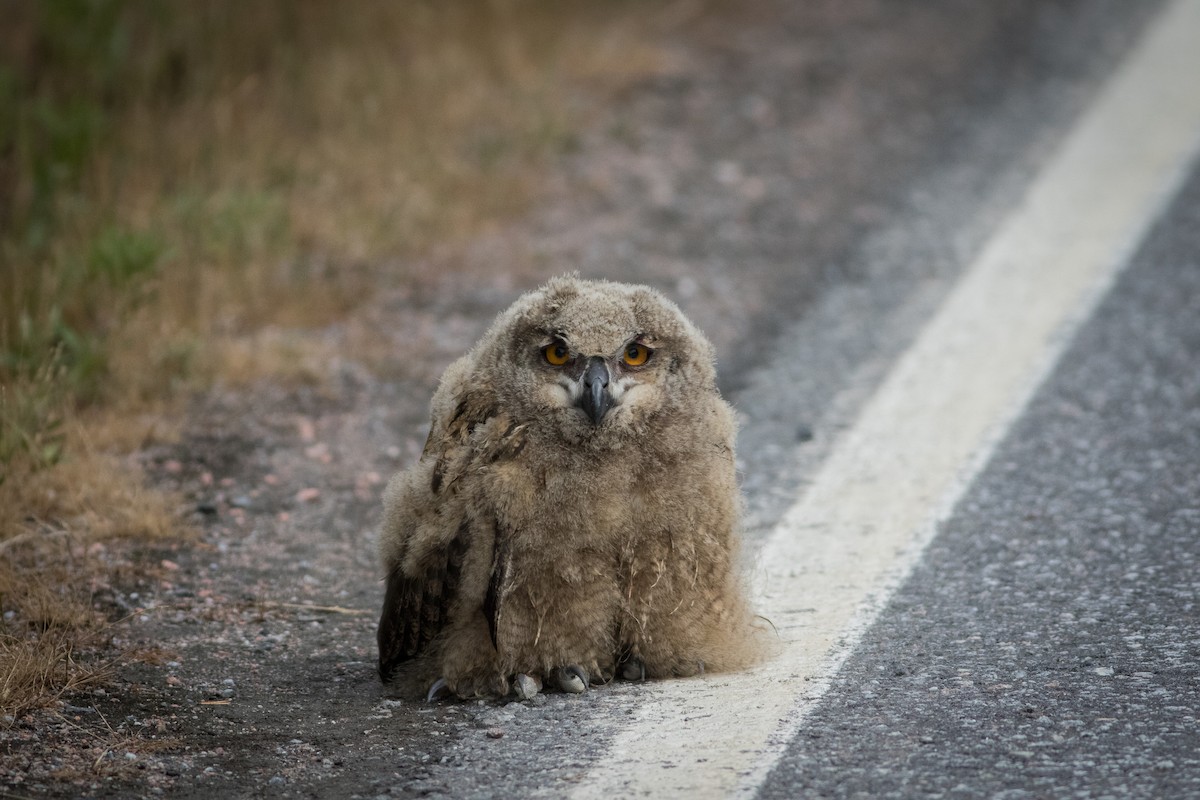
[543,342,571,366]
[622,343,651,367]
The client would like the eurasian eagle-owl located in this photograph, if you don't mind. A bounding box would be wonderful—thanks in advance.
[377,275,762,700]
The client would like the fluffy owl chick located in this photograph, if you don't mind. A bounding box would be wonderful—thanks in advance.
[377,275,764,700]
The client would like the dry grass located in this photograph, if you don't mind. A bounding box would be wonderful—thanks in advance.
[4,1,671,406]
[1,421,183,545]
[0,554,115,721]
[3,1,674,402]
[0,630,115,722]
[0,429,185,719]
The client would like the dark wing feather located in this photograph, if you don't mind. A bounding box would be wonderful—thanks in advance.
[377,520,469,679]
[377,385,527,681]
[482,520,511,651]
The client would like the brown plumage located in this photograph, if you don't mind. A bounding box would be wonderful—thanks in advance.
[377,275,764,700]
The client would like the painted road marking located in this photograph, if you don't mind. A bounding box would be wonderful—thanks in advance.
[568,0,1200,797]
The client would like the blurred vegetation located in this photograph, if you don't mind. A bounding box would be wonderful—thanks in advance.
[1,0,665,481]
[0,0,670,715]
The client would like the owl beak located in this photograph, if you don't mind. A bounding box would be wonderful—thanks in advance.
[579,356,612,424]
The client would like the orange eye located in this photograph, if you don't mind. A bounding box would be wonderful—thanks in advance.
[623,343,650,367]
[543,342,571,366]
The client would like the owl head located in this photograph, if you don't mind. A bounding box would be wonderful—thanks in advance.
[471,275,718,445]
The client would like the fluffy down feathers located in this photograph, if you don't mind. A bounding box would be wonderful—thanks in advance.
[377,275,765,699]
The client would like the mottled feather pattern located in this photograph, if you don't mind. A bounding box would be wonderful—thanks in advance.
[377,275,766,699]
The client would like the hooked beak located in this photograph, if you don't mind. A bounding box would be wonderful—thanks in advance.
[578,357,612,425]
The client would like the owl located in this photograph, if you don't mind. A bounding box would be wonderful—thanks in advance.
[377,275,763,700]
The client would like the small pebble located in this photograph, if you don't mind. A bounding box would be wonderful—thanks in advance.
[486,728,504,739]
[296,488,321,503]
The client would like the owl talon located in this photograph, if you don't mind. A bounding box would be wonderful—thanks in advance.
[554,665,588,694]
[513,673,542,700]
[426,677,451,703]
[619,657,646,682]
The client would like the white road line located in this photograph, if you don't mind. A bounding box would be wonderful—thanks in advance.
[569,1,1200,797]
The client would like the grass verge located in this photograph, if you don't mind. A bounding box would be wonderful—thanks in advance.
[2,1,681,720]
[1,417,183,721]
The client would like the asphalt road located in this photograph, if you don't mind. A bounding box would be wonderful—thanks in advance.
[758,152,1200,800]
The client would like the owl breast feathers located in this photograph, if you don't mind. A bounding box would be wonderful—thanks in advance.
[377,275,764,700]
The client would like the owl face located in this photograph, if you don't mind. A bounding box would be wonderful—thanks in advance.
[479,276,715,445]
[533,328,656,429]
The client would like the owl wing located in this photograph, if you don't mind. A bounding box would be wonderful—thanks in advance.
[376,515,471,680]
[377,377,526,680]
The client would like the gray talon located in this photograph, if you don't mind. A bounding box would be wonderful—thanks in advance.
[554,665,588,694]
[514,673,542,700]
[426,677,451,703]
[619,657,646,682]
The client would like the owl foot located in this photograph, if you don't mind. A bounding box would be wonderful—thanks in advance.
[618,657,646,682]
[553,665,589,694]
[426,677,451,703]
[513,673,542,701]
